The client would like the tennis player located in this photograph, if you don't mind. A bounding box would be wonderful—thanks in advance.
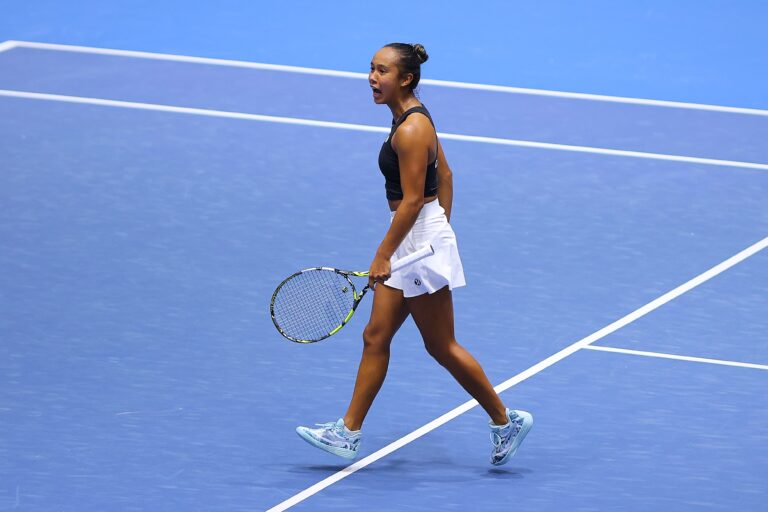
[297,43,532,465]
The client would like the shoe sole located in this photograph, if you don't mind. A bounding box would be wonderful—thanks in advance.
[296,427,359,460]
[492,411,533,466]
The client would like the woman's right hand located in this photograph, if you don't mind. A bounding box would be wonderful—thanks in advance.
[368,253,392,290]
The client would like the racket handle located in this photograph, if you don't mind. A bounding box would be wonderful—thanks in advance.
[390,244,435,273]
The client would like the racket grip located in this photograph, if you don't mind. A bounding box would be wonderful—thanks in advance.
[390,244,435,273]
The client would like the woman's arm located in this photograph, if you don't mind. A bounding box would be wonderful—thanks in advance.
[368,117,433,287]
[435,138,453,222]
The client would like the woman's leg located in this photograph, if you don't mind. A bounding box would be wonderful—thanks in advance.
[343,284,410,430]
[406,286,508,426]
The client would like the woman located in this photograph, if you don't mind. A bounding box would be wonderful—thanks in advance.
[297,43,532,466]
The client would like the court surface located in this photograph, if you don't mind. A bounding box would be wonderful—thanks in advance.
[1,41,767,511]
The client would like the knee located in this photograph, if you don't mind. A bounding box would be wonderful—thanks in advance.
[423,338,455,364]
[362,323,391,354]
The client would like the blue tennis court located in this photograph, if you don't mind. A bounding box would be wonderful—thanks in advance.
[1,6,767,511]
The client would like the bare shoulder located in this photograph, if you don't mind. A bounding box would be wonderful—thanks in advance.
[392,114,434,152]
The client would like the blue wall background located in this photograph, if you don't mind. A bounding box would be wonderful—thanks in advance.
[2,1,767,108]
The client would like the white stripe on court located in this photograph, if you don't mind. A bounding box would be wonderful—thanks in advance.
[0,40,18,53]
[2,89,768,171]
[5,40,768,118]
[0,89,390,133]
[583,345,768,371]
[266,235,768,512]
[1,40,366,79]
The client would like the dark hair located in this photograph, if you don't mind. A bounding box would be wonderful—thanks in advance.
[384,43,429,91]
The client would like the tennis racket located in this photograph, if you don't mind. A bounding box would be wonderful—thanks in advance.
[270,244,434,343]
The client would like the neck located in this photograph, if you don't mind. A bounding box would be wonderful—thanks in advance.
[388,94,420,119]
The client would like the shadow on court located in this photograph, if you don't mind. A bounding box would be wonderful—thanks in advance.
[277,456,534,482]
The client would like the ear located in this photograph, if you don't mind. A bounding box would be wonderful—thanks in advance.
[400,73,414,88]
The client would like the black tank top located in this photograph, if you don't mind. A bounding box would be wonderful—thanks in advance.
[378,105,438,201]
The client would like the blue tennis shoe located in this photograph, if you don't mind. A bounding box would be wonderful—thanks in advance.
[296,418,362,460]
[489,408,533,465]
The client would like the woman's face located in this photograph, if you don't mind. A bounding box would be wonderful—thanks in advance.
[369,47,409,104]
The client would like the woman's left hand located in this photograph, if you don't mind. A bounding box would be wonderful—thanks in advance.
[368,253,392,289]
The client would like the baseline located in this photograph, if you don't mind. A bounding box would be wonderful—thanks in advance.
[2,89,767,171]
[4,40,768,117]
[583,345,768,371]
[0,40,18,53]
[267,236,768,511]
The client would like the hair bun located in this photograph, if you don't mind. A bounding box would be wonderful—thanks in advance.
[412,43,429,64]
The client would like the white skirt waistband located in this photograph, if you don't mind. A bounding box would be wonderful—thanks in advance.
[389,199,445,222]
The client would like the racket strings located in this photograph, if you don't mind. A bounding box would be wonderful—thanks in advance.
[272,270,356,341]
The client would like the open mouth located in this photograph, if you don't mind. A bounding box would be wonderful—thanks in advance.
[371,87,382,95]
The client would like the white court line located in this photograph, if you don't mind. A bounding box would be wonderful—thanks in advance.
[0,89,386,133]
[584,345,768,371]
[266,235,768,512]
[2,89,768,171]
[0,40,18,53]
[4,40,768,117]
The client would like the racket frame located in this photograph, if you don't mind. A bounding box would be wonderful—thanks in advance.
[270,244,434,343]
[269,267,370,344]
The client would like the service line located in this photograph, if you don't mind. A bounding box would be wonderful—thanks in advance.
[1,89,767,171]
[583,345,768,371]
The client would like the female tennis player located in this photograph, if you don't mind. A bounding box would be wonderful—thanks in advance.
[297,43,532,465]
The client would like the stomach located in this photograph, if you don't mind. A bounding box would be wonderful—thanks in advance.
[388,195,438,212]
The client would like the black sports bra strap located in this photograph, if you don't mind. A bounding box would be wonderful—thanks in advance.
[393,106,434,129]
[391,106,438,161]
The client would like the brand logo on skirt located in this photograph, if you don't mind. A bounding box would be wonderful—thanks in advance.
[414,278,422,286]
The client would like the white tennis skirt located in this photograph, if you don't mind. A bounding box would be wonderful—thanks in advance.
[384,199,466,297]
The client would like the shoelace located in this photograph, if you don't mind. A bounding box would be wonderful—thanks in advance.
[315,422,355,439]
[490,419,522,447]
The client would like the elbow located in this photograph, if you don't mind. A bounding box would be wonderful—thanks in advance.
[400,195,425,212]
